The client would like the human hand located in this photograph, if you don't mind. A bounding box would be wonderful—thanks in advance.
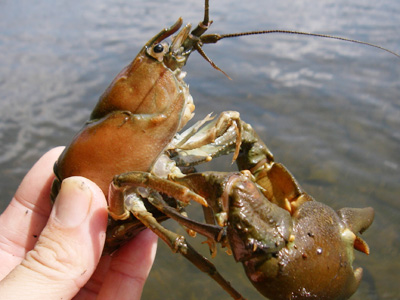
[0,147,157,300]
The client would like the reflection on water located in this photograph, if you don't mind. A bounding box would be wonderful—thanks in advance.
[0,0,399,299]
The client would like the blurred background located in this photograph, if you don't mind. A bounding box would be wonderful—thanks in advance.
[0,0,399,299]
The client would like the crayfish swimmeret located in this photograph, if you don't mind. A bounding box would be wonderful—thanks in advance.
[50,1,381,299]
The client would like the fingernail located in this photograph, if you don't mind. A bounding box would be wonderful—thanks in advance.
[53,177,92,228]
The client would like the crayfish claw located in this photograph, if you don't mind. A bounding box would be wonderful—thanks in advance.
[354,235,370,255]
[231,119,242,163]
[202,238,218,258]
[194,42,232,80]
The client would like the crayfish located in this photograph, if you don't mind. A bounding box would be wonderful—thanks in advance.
[49,0,398,299]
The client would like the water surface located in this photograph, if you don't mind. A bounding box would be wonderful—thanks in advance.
[0,0,399,299]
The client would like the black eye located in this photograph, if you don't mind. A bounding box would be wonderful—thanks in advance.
[153,43,164,53]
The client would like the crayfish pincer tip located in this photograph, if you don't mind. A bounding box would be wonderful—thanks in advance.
[192,193,208,207]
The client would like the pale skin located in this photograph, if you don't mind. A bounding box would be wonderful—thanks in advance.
[0,147,158,300]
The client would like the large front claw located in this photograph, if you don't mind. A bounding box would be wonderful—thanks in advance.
[229,121,375,299]
[241,154,375,299]
[246,201,374,300]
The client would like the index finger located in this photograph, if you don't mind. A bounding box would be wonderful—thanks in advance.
[0,147,64,273]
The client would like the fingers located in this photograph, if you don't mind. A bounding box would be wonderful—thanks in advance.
[0,147,64,277]
[73,229,158,300]
[0,176,108,300]
[95,229,158,300]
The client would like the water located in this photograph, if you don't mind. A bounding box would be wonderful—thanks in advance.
[0,0,399,299]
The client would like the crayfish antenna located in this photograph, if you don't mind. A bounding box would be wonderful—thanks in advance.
[190,0,212,38]
[197,29,399,78]
[194,42,232,80]
[201,30,400,59]
[183,0,231,79]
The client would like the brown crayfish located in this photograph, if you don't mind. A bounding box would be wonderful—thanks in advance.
[50,0,396,299]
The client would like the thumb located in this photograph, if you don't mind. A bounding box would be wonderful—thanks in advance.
[0,177,108,300]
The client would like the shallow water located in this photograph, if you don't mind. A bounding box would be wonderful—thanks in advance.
[0,0,399,299]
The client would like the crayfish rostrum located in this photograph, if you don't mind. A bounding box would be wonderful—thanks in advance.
[51,0,377,299]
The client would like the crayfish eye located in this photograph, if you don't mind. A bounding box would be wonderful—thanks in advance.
[153,43,164,53]
[146,41,169,62]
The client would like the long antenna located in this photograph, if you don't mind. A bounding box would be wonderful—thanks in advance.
[201,30,400,58]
